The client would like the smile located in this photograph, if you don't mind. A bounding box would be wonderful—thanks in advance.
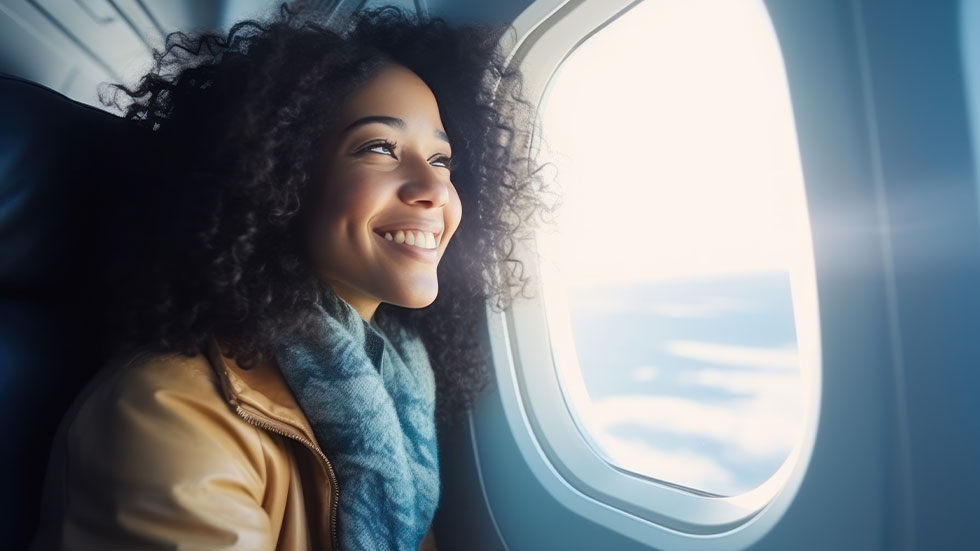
[381,229,439,249]
[373,230,439,263]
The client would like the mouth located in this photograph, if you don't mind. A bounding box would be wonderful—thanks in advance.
[372,228,441,263]
[371,226,443,250]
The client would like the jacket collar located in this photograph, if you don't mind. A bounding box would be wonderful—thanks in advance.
[204,335,322,448]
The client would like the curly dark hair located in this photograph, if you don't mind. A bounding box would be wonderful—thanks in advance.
[97,2,557,430]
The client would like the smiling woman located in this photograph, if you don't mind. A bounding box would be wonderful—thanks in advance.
[308,64,463,321]
[28,3,554,550]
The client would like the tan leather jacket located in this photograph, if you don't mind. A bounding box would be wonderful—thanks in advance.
[31,336,439,550]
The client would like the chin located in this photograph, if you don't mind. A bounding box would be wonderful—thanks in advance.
[404,295,438,310]
[390,288,438,310]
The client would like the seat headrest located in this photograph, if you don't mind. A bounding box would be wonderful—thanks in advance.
[0,72,146,294]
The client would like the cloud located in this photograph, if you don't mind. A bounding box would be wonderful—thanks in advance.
[651,296,752,319]
[578,349,806,494]
[631,366,659,382]
[666,340,799,370]
[587,390,801,460]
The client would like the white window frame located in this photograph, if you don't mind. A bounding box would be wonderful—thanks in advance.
[485,0,822,547]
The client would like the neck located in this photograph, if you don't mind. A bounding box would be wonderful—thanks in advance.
[325,280,379,323]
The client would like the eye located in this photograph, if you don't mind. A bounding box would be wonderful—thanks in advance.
[361,139,398,158]
[431,155,454,170]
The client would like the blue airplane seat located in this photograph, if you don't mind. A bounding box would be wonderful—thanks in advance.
[0,72,152,548]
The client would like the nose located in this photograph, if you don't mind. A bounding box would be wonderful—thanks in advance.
[398,152,450,208]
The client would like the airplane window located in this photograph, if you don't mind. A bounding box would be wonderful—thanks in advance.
[535,0,818,496]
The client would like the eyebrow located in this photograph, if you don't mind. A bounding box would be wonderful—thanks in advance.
[341,115,450,145]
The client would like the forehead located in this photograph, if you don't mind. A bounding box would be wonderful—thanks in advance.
[336,64,444,130]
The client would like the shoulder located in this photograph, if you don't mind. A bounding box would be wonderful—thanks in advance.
[38,348,283,549]
[124,349,222,401]
[72,347,230,429]
[65,347,269,486]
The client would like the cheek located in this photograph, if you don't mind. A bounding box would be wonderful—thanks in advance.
[445,185,463,239]
[308,169,373,259]
[315,167,385,227]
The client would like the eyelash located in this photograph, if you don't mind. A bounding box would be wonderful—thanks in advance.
[360,139,454,170]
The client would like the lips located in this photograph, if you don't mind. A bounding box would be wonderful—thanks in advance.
[372,221,444,242]
[373,229,439,263]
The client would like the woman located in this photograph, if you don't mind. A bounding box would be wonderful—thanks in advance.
[29,3,554,550]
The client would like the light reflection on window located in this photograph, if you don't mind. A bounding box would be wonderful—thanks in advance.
[536,0,817,496]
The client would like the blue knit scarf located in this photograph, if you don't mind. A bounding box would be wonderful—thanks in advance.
[272,290,440,550]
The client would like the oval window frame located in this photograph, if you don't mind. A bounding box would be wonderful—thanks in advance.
[484,0,823,545]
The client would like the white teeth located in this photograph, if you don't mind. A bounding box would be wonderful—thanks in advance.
[381,229,439,250]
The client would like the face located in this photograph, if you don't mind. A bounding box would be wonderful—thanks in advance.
[307,63,462,322]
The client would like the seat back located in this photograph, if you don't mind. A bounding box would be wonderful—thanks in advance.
[0,73,148,547]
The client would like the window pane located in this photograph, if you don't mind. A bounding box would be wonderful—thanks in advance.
[537,0,817,496]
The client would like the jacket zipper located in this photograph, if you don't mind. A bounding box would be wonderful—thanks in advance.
[233,404,340,550]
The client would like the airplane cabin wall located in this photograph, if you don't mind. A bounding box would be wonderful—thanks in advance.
[0,0,225,108]
[0,0,535,109]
